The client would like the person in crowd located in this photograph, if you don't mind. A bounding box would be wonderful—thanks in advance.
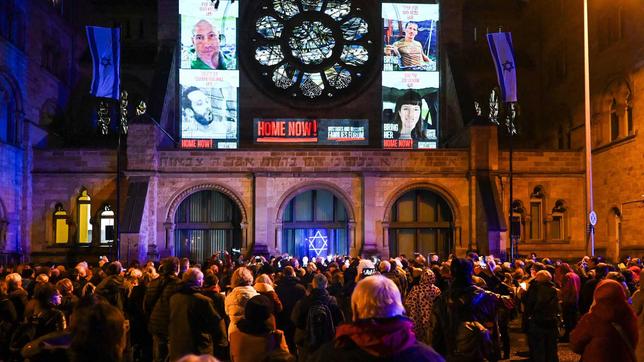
[20,282,66,350]
[379,260,404,296]
[127,266,153,362]
[254,273,283,314]
[432,258,507,361]
[68,300,127,362]
[225,267,258,337]
[571,279,638,362]
[579,263,609,314]
[275,265,306,355]
[404,268,441,345]
[229,294,292,362]
[0,279,17,359]
[95,261,127,311]
[524,270,560,362]
[631,269,644,361]
[176,355,220,362]
[291,273,344,357]
[309,275,444,362]
[168,268,226,362]
[55,278,78,323]
[559,263,580,342]
[144,256,182,362]
[6,272,28,321]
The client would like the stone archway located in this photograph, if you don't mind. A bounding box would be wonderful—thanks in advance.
[165,183,249,257]
[274,181,357,257]
[382,182,462,257]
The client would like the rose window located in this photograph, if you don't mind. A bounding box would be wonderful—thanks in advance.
[247,0,377,103]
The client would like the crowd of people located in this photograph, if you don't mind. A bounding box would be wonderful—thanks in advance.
[0,251,641,362]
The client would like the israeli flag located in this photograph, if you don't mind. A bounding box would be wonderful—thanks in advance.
[86,26,120,99]
[487,32,517,103]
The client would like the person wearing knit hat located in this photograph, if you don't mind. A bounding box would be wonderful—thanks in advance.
[571,279,638,362]
[229,295,291,362]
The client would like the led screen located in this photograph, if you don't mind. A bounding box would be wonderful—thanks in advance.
[179,0,239,149]
[382,3,439,149]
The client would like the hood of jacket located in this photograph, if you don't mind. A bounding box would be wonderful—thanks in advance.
[334,316,417,357]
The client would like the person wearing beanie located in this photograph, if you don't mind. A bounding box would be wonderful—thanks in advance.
[229,294,291,362]
[571,279,638,362]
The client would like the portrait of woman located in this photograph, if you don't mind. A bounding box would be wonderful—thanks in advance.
[394,90,428,140]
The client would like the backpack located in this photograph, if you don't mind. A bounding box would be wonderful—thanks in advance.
[447,292,496,362]
[305,301,335,349]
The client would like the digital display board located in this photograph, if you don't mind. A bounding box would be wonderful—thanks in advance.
[254,119,369,145]
[179,0,239,149]
[382,3,439,149]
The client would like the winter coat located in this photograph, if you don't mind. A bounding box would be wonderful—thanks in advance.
[308,316,444,362]
[275,276,306,328]
[561,271,581,307]
[404,269,441,345]
[95,274,127,311]
[629,271,644,362]
[571,279,638,362]
[144,274,181,336]
[225,285,259,337]
[524,278,560,328]
[254,282,284,314]
[229,327,290,362]
[168,284,225,362]
[291,287,344,349]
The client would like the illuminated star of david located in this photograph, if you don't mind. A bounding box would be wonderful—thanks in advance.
[101,56,112,67]
[307,230,328,256]
[502,60,514,72]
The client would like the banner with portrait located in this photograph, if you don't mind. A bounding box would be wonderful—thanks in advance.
[179,0,238,149]
[382,2,440,149]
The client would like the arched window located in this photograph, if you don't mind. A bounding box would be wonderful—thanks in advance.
[529,186,545,240]
[550,200,567,240]
[282,190,348,258]
[53,203,69,244]
[388,189,453,258]
[610,98,619,141]
[609,207,622,246]
[0,78,17,145]
[99,204,115,244]
[77,188,92,244]
[174,190,242,262]
[511,200,525,242]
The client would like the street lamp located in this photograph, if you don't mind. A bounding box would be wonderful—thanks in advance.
[583,0,596,256]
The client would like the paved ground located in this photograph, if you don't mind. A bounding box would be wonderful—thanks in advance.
[504,318,579,362]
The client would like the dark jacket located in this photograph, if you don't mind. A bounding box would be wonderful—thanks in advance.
[95,275,127,311]
[275,276,306,330]
[168,284,225,362]
[291,288,344,348]
[432,284,503,361]
[524,279,559,328]
[308,317,444,362]
[9,288,28,321]
[144,274,181,336]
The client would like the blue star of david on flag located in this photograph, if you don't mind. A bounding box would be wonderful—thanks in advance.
[86,26,120,99]
[487,32,518,102]
[308,230,328,257]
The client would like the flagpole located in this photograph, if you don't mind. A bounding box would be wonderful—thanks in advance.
[583,0,595,256]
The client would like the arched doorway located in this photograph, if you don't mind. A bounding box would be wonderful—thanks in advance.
[174,190,242,262]
[388,188,454,258]
[281,189,349,258]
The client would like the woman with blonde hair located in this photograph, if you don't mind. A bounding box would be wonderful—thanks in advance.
[225,267,258,337]
[253,274,283,314]
[309,275,444,361]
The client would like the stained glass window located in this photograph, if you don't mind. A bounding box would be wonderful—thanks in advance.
[251,0,374,100]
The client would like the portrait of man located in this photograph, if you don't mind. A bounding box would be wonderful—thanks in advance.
[181,86,236,139]
[190,19,230,70]
[385,22,436,71]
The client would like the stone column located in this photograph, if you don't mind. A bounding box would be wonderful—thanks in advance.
[381,221,390,256]
[348,221,356,256]
[240,221,248,254]
[163,221,174,257]
[274,222,283,253]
